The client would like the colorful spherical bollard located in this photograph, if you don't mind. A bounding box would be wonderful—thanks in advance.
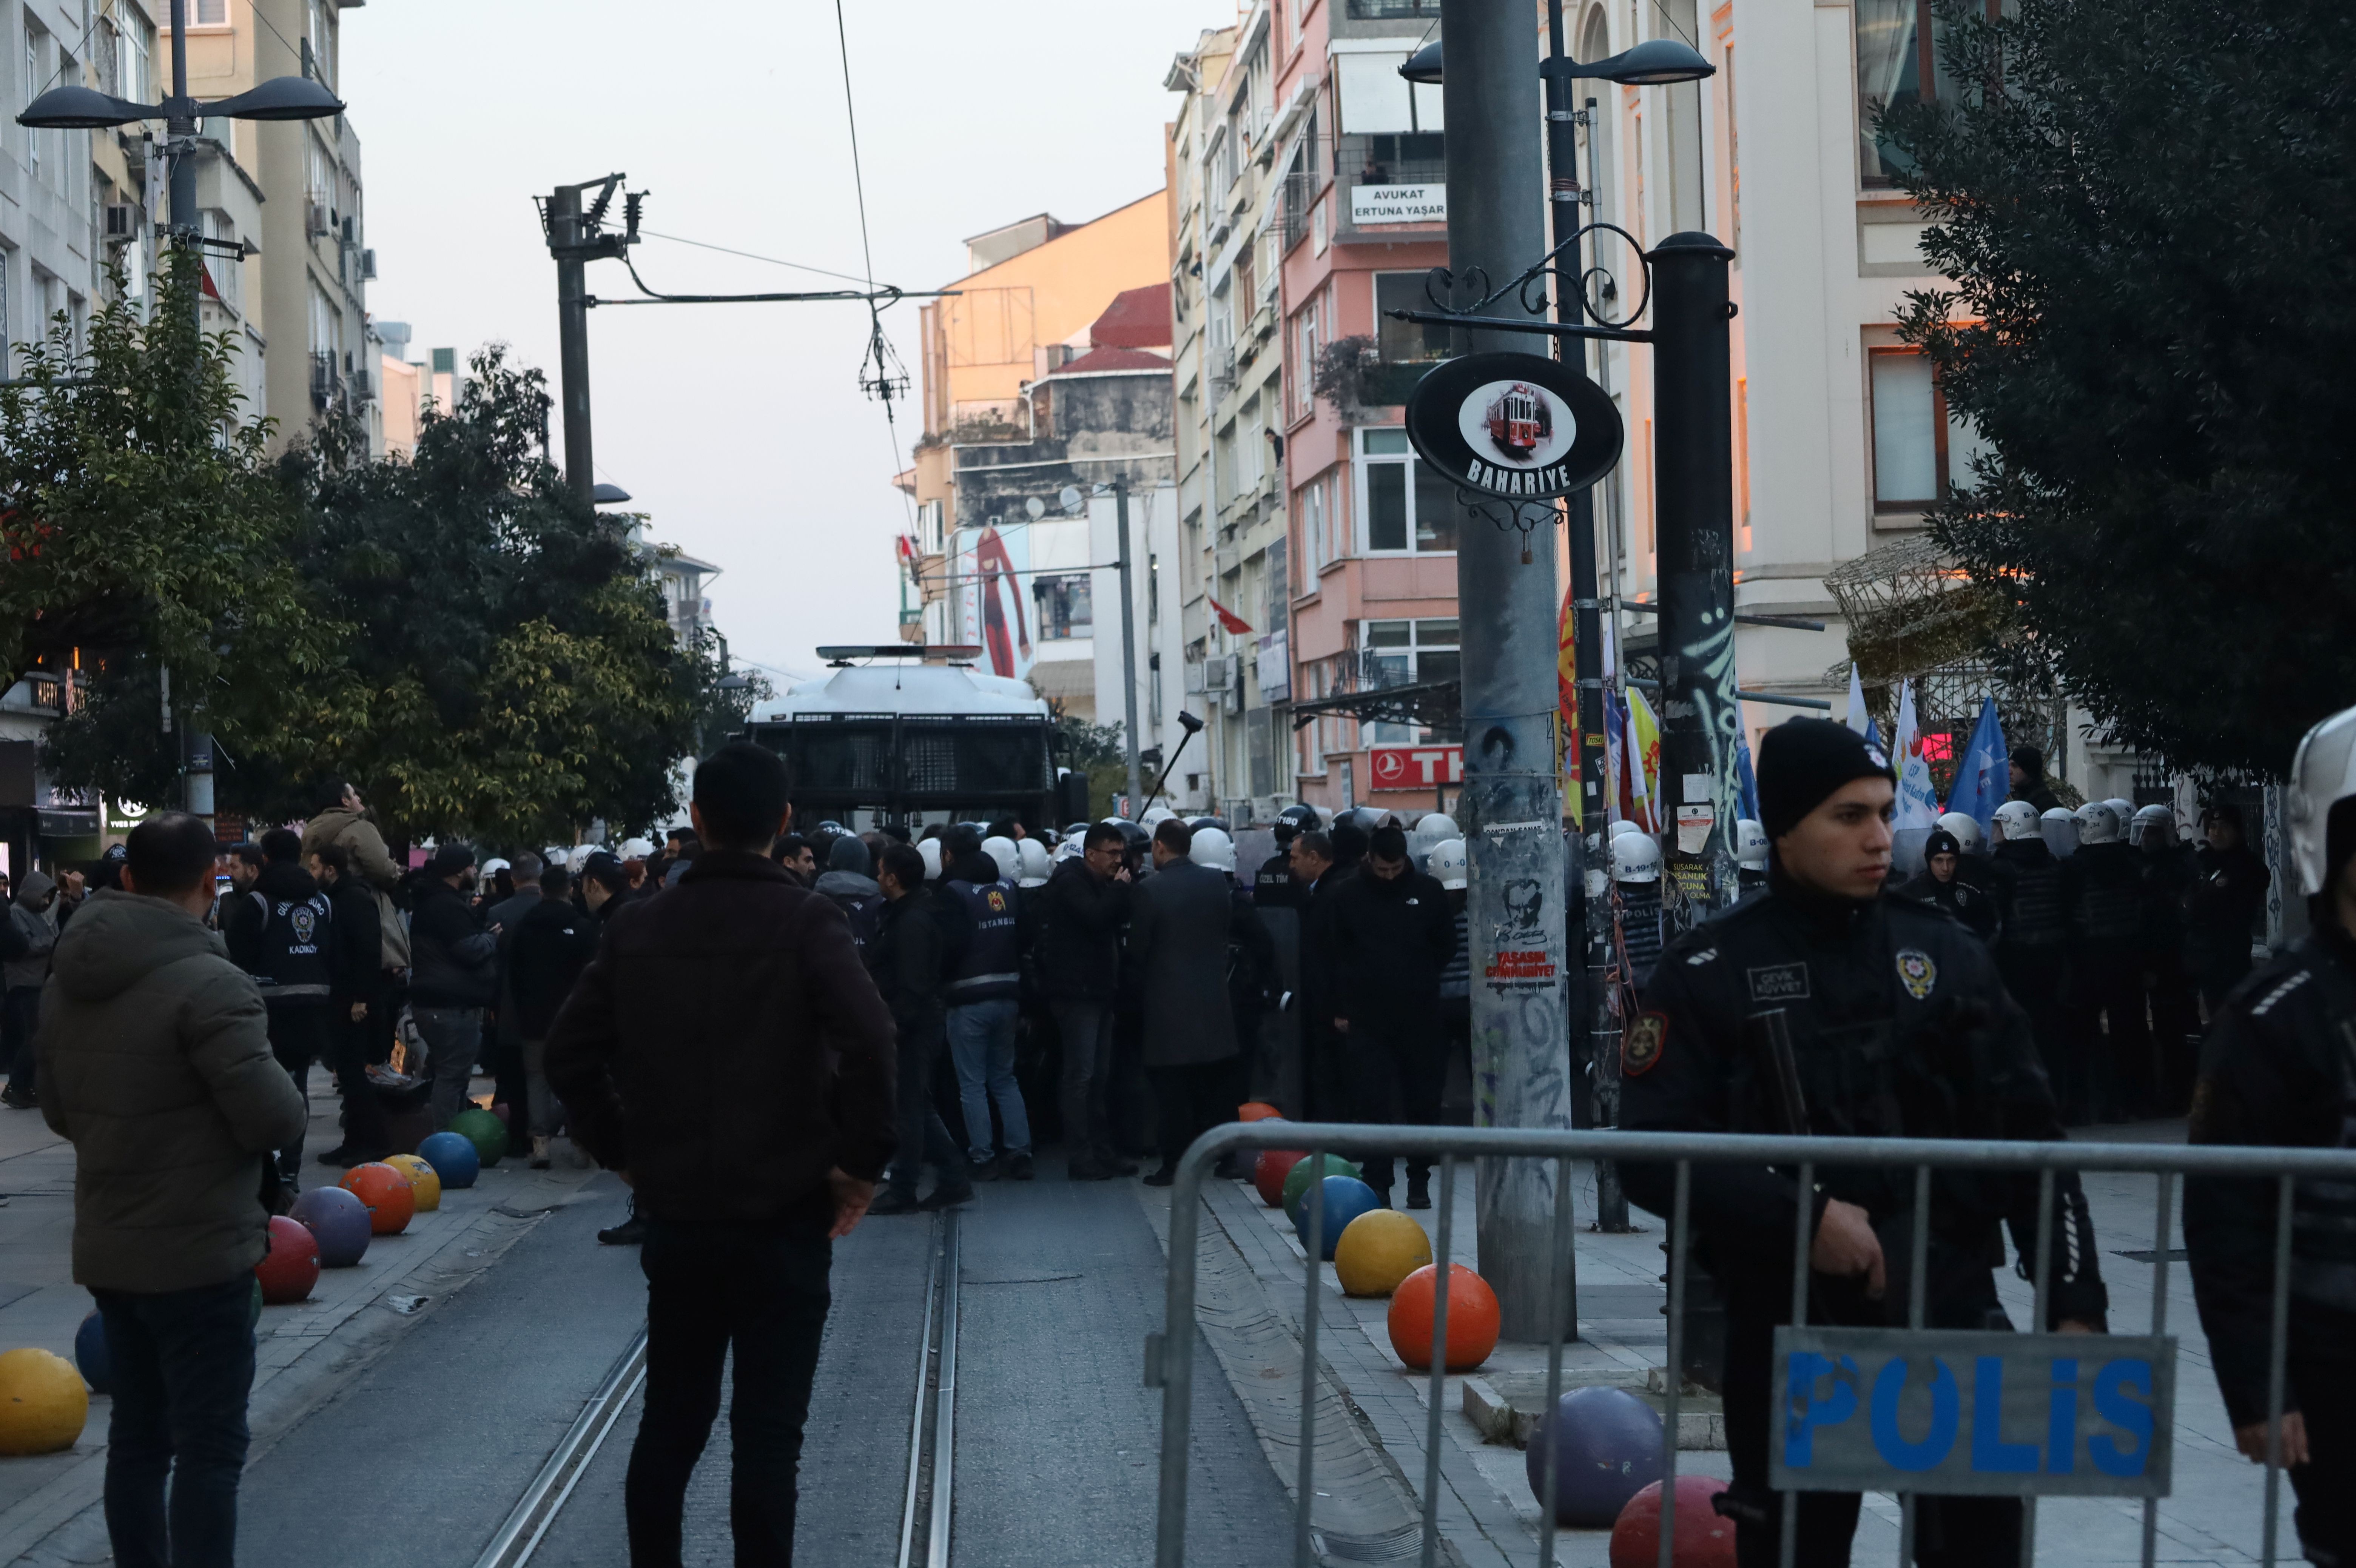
[339,1162,417,1235]
[72,1311,109,1396]
[1387,1262,1502,1372]
[0,1348,89,1455]
[1525,1385,1668,1527]
[1254,1149,1308,1208]
[448,1107,509,1168]
[1609,1475,1735,1568]
[1237,1101,1283,1122]
[1333,1209,1434,1297]
[255,1214,322,1304]
[289,1184,372,1268]
[383,1153,441,1212]
[416,1131,481,1190]
[1280,1154,1363,1226]
[1293,1176,1382,1260]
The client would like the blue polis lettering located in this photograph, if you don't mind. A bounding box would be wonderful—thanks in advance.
[1870,1359,1959,1471]
[2089,1360,2155,1478]
[1783,1353,1860,1466]
[2048,1359,2078,1475]
[1971,1358,2039,1473]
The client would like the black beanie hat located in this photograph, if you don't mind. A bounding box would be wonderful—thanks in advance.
[1758,718,1895,839]
[1924,828,1961,860]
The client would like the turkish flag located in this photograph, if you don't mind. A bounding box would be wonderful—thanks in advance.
[1207,594,1253,635]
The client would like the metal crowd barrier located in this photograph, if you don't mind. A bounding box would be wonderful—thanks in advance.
[1149,1121,2356,1568]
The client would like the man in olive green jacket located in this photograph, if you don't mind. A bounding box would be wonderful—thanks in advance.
[39,812,307,1568]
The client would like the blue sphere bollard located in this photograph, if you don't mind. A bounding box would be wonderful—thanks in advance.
[74,1311,110,1396]
[1525,1385,1667,1527]
[417,1130,482,1190]
[1293,1175,1383,1260]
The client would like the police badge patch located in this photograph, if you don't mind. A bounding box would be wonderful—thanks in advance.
[1895,948,1937,1000]
[1623,1012,1667,1077]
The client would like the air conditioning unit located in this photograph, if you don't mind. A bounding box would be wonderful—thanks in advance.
[304,198,332,238]
[360,248,376,280]
[103,203,137,240]
[1203,655,1234,693]
[1185,658,1207,696]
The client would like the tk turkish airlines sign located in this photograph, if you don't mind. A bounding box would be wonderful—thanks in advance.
[1367,744,1463,792]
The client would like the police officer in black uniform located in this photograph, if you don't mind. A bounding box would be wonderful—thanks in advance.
[2185,703,2356,1568]
[1897,827,1998,943]
[1622,719,2108,1568]
[1989,799,2077,1118]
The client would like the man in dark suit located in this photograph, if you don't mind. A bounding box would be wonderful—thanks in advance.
[1326,823,1457,1208]
[1130,818,1244,1186]
[545,743,897,1567]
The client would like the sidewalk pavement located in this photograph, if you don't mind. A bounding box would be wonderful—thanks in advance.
[0,1072,608,1566]
[1143,1120,2303,1568]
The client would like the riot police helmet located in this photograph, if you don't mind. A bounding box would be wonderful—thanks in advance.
[1992,801,2041,842]
[2074,801,2123,846]
[1611,832,1662,884]
[2288,702,2356,897]
[1189,826,1238,873]
[1934,811,1986,856]
[1735,818,1770,873]
[1428,838,1469,890]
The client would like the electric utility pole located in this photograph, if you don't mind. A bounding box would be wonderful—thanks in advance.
[1443,0,1573,1342]
[1115,482,1144,811]
[541,175,635,506]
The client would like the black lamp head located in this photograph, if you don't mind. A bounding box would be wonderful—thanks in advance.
[19,85,151,129]
[590,483,633,505]
[1400,39,1443,85]
[1573,39,1715,86]
[205,75,345,122]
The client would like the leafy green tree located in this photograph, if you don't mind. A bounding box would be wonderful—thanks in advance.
[1884,0,2356,775]
[260,348,720,846]
[1051,704,1126,821]
[5,254,332,808]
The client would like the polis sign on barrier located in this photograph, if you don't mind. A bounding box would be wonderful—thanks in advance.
[1403,351,1625,501]
[1771,1328,2176,1497]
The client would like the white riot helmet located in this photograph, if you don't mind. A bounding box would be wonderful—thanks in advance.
[919,838,944,881]
[1409,812,1460,866]
[1934,811,1986,857]
[2105,799,2135,835]
[1610,818,1641,840]
[1611,832,1662,884]
[2040,806,2080,858]
[619,837,655,859]
[568,844,606,872]
[2288,703,2356,896]
[481,857,510,878]
[2131,804,2177,849]
[1140,804,1176,828]
[1428,838,1468,890]
[1016,838,1052,887]
[981,835,1020,883]
[2074,801,2122,847]
[1054,830,1084,863]
[1188,826,1237,873]
[1736,818,1769,873]
[1993,801,2041,843]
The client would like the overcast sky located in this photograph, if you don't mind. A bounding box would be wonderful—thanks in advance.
[344,2,1236,688]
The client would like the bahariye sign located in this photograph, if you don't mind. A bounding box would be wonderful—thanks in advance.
[1771,1329,2175,1497]
[1403,352,1625,502]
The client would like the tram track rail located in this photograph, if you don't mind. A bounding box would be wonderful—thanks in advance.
[475,1207,963,1568]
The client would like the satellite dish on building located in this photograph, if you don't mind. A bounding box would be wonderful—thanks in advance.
[1025,496,1046,519]
[1059,486,1085,516]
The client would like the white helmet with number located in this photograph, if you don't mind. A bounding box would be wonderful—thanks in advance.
[1409,812,1460,867]
[1428,838,1468,890]
[481,857,510,878]
[2288,703,2356,896]
[619,837,655,860]
[1934,811,1986,857]
[1188,826,1237,873]
[2131,804,2177,849]
[2074,801,2122,847]
[1016,838,1052,887]
[1611,832,1662,884]
[2040,806,2080,858]
[2104,799,2135,835]
[1736,819,1769,873]
[919,838,944,881]
[1994,801,2041,843]
[1140,804,1176,829]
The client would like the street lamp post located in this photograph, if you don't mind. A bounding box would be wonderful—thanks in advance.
[20,0,345,821]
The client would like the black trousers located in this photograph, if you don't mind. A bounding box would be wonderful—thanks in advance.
[264,1004,327,1174]
[1148,1058,1243,1174]
[93,1276,257,1568]
[2144,955,2200,1113]
[3,984,39,1092]
[628,1215,833,1568]
[886,1019,967,1198]
[326,991,392,1157]
[2072,966,2152,1121]
[1995,948,2070,1103]
[1720,1274,2021,1568]
[1345,1009,1446,1194]
[2287,1354,2356,1568]
[1051,999,1116,1159]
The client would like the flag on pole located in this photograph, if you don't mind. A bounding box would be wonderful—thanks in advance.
[1206,594,1254,635]
[1559,587,1581,826]
[1603,688,1627,826]
[1736,729,1762,825]
[1945,694,2010,838]
[1892,679,1940,831]
[1844,664,1883,750]
[1626,685,1664,833]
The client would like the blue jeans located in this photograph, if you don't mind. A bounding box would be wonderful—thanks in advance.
[93,1276,258,1568]
[946,998,1030,1164]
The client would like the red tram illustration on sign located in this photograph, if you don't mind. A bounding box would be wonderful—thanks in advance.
[1482,382,1552,461]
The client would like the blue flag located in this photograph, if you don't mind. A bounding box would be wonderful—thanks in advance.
[1946,695,2010,836]
[1736,730,1761,825]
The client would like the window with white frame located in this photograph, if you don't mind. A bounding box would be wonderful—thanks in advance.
[917,498,944,555]
[1373,273,1447,363]
[24,28,42,183]
[1867,347,1990,511]
[1031,573,1092,640]
[1360,617,1459,741]
[1294,299,1320,420]
[1301,474,1328,573]
[1357,429,1457,553]
[118,11,150,103]
[190,0,229,26]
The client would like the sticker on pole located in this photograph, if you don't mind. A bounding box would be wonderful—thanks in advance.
[1770,1328,2176,1497]
[1405,351,1625,500]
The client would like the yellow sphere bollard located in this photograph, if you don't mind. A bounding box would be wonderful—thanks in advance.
[384,1153,442,1212]
[0,1347,89,1456]
[1333,1209,1435,1298]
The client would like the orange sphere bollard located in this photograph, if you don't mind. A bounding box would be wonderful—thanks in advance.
[339,1162,417,1235]
[1254,1149,1308,1208]
[1386,1263,1501,1371]
[1238,1101,1283,1122]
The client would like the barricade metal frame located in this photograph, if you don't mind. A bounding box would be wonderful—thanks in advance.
[1150,1121,2356,1568]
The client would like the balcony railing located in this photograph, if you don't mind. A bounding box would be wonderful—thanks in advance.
[309,353,339,409]
[1280,168,1316,253]
[1346,0,1438,15]
[1335,131,1446,192]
